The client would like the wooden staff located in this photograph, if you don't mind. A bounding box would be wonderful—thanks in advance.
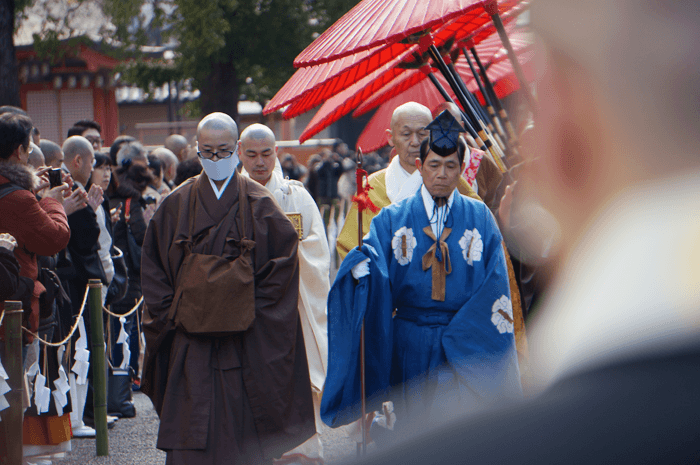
[484,0,538,113]
[355,150,368,457]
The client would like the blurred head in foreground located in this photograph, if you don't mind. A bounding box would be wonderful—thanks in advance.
[516,0,700,383]
[350,2,700,464]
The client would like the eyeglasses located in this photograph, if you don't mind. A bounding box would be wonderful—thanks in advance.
[85,137,104,146]
[197,150,235,160]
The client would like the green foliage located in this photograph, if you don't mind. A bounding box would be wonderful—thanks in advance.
[117,59,183,89]
[166,0,359,105]
[19,0,361,113]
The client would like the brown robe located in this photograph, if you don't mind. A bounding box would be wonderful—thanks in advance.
[141,171,315,464]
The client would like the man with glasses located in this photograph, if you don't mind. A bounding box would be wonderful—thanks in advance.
[141,112,315,464]
[67,120,104,153]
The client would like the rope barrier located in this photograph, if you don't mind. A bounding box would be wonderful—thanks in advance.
[20,285,145,346]
[102,296,144,318]
[21,285,90,347]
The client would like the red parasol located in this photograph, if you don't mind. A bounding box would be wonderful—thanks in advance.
[263,0,526,118]
[352,27,531,117]
[294,0,517,67]
[295,28,532,144]
[356,46,535,153]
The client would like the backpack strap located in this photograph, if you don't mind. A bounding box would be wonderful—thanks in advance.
[0,182,23,201]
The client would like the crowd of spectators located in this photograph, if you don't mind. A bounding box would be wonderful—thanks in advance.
[0,106,207,463]
[0,106,380,462]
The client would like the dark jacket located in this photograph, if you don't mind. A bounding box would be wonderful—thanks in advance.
[62,183,107,315]
[0,247,21,301]
[109,169,148,310]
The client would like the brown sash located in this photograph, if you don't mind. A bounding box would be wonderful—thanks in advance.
[168,176,256,335]
[421,226,452,302]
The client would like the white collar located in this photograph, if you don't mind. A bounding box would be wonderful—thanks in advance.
[421,184,456,238]
[264,170,284,192]
[207,171,234,200]
[385,156,414,203]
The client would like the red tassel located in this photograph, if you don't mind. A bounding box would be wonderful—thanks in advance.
[353,168,380,214]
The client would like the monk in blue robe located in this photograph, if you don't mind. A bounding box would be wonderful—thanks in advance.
[322,111,521,434]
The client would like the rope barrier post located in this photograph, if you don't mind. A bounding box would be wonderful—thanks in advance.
[2,301,24,465]
[88,280,109,456]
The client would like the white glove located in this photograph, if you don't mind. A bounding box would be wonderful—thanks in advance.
[351,258,370,279]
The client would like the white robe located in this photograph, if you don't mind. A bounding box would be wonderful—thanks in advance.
[242,163,330,393]
[241,165,331,458]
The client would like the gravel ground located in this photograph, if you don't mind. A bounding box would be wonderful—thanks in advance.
[53,391,357,465]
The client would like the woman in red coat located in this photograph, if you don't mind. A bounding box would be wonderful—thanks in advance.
[0,112,71,338]
[0,111,74,459]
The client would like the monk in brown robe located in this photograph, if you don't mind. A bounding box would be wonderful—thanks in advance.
[141,112,315,464]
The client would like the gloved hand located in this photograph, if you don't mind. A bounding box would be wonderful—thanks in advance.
[351,258,370,279]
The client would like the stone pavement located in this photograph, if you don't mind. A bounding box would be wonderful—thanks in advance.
[54,391,357,465]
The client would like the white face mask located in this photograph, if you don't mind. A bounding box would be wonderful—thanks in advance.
[200,153,239,181]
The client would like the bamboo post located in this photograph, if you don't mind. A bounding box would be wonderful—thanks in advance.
[2,301,23,465]
[88,280,109,456]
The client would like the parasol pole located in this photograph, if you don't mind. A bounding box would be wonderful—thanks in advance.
[427,45,507,172]
[462,45,508,142]
[426,71,489,155]
[484,0,538,113]
[356,149,368,457]
[447,60,509,155]
[470,44,520,150]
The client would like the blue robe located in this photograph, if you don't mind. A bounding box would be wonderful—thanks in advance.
[321,189,521,428]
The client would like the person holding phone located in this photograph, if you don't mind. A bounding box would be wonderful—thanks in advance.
[0,111,72,453]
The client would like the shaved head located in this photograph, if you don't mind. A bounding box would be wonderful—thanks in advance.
[152,147,179,183]
[62,136,94,185]
[62,136,93,164]
[27,142,44,169]
[152,147,178,167]
[390,102,431,130]
[196,112,239,141]
[433,102,462,122]
[387,101,432,173]
[40,140,63,168]
[165,134,189,162]
[240,123,275,145]
[238,124,277,185]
